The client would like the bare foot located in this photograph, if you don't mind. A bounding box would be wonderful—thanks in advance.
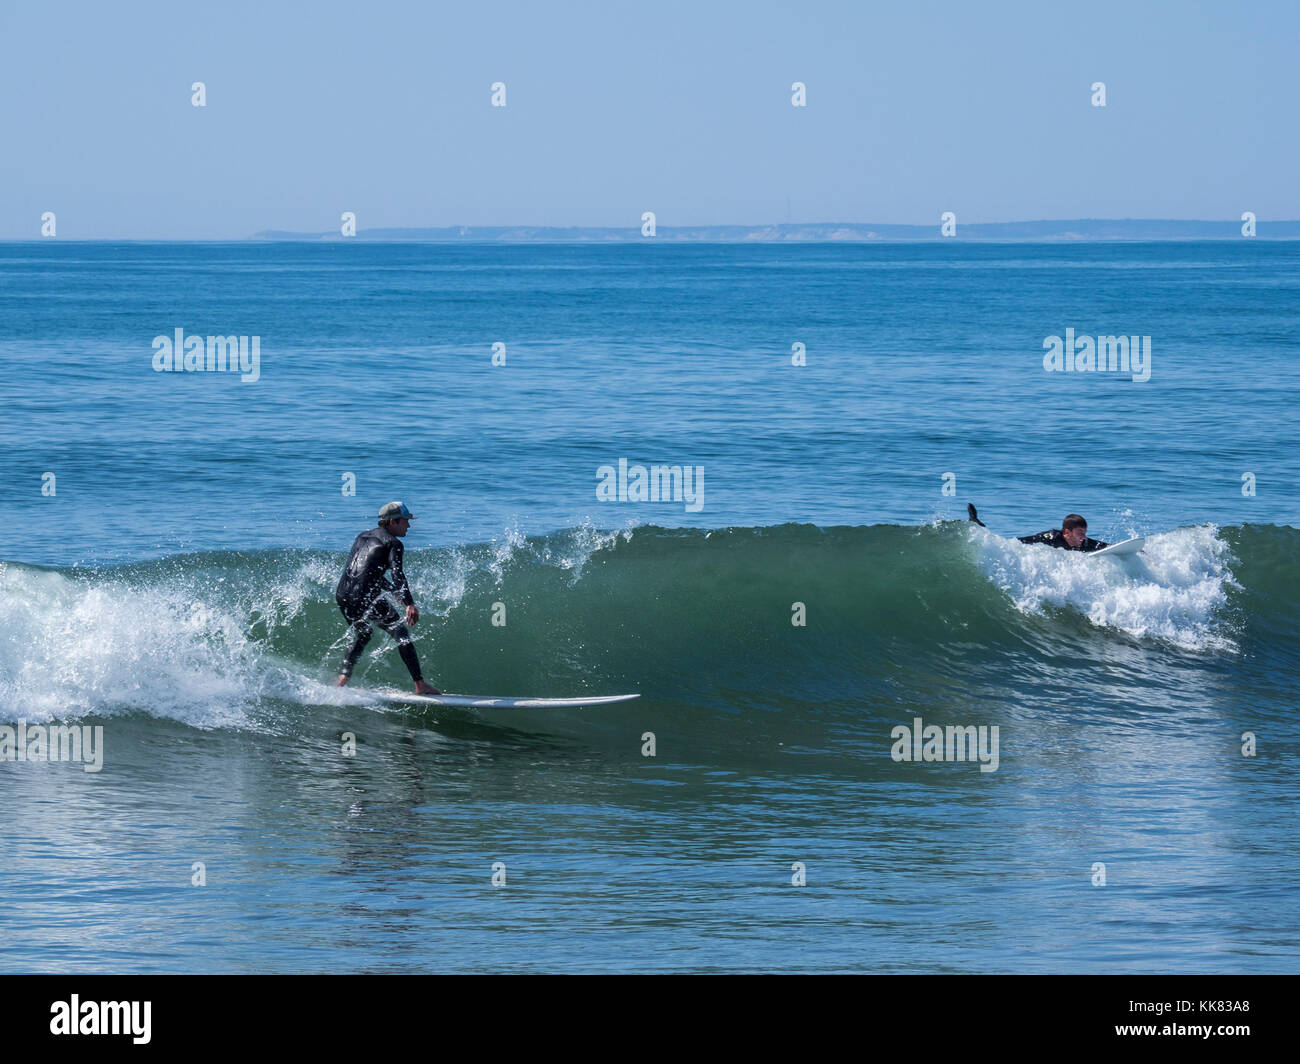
[414,681,442,696]
[335,674,350,687]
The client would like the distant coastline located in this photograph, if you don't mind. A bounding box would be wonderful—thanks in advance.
[250,219,1300,242]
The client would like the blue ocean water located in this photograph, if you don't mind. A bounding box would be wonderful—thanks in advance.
[0,241,1297,972]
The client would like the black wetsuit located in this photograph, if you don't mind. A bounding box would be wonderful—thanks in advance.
[1017,529,1109,552]
[335,526,423,680]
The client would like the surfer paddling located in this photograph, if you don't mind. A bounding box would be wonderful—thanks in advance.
[334,501,441,694]
[968,504,1108,553]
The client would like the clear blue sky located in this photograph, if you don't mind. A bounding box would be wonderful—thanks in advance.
[1,0,1296,238]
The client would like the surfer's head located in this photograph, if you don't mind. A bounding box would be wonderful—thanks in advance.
[1062,514,1088,548]
[378,501,417,535]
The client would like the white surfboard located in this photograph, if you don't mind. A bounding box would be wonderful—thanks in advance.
[1088,536,1145,558]
[369,689,640,709]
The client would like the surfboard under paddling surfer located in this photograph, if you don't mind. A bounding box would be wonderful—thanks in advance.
[967,504,1109,553]
[334,501,441,694]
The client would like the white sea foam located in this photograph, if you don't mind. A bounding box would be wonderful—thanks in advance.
[972,523,1238,651]
[0,567,260,725]
[0,559,346,727]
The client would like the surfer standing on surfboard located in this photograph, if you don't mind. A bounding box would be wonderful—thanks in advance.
[968,505,1109,552]
[334,501,441,694]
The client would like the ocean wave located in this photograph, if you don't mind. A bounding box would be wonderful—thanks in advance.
[0,521,1289,727]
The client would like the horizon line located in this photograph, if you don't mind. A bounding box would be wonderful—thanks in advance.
[7,217,1298,243]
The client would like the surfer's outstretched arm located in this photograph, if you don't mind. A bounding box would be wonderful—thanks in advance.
[967,503,987,527]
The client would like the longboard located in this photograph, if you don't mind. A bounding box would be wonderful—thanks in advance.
[1087,536,1145,558]
[368,689,640,709]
